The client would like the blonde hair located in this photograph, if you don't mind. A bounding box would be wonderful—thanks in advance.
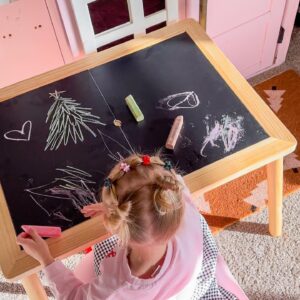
[100,154,184,246]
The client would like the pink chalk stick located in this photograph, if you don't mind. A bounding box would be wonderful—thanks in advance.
[165,115,184,150]
[21,225,62,238]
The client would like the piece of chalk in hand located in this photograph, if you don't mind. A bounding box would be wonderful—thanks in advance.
[165,115,184,150]
[125,94,144,122]
[21,225,62,238]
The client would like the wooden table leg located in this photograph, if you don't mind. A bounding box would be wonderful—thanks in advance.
[21,273,48,300]
[267,158,283,237]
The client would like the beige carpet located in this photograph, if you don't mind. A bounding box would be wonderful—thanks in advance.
[216,190,300,299]
[0,27,299,300]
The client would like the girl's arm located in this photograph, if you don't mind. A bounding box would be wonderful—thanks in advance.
[42,260,97,300]
[16,228,55,267]
[16,202,106,264]
[16,228,90,299]
[16,226,109,299]
[16,204,113,299]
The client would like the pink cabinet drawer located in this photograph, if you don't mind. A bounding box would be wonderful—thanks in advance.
[0,0,64,88]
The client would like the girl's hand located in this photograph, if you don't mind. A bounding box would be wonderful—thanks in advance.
[81,202,106,218]
[16,228,54,267]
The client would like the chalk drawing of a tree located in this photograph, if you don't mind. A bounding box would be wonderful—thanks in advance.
[45,90,106,151]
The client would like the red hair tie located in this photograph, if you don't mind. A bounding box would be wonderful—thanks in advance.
[142,155,151,165]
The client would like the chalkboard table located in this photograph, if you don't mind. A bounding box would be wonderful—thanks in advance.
[0,20,296,299]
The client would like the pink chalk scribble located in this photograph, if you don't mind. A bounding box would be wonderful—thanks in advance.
[200,115,244,157]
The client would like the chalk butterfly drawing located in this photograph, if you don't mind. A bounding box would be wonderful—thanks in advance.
[45,90,106,151]
[157,91,200,111]
[26,166,98,225]
[4,120,32,141]
[200,115,244,157]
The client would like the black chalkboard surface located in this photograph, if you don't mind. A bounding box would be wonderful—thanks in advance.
[0,33,269,234]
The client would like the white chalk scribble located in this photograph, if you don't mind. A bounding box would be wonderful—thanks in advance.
[26,166,97,222]
[4,120,32,142]
[200,115,244,157]
[45,90,106,151]
[157,91,200,111]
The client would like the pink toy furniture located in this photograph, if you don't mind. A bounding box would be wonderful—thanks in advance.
[0,0,64,88]
[0,0,298,88]
[190,0,299,78]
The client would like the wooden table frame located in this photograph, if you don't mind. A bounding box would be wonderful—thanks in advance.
[0,19,296,299]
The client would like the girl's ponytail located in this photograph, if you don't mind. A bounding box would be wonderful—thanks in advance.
[153,175,182,216]
[100,153,184,246]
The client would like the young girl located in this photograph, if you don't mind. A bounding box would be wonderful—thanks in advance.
[17,154,248,299]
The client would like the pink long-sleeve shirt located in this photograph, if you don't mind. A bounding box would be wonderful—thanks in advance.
[43,186,204,300]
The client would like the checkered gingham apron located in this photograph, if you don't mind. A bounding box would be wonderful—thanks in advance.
[93,214,237,300]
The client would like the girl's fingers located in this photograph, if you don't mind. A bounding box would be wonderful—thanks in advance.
[81,203,103,211]
[17,233,27,244]
[81,203,107,218]
[16,236,24,245]
[19,232,29,238]
[82,211,103,217]
[17,236,34,247]
[81,204,96,210]
[81,207,92,213]
[81,209,104,216]
[27,228,42,242]
[82,211,99,218]
[18,231,32,239]
[82,213,91,217]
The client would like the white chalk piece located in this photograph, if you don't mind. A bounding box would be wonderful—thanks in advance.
[165,115,184,150]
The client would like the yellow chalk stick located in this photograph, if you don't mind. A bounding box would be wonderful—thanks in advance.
[125,95,144,122]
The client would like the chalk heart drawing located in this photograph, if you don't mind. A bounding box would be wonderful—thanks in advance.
[157,91,200,111]
[4,120,32,142]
